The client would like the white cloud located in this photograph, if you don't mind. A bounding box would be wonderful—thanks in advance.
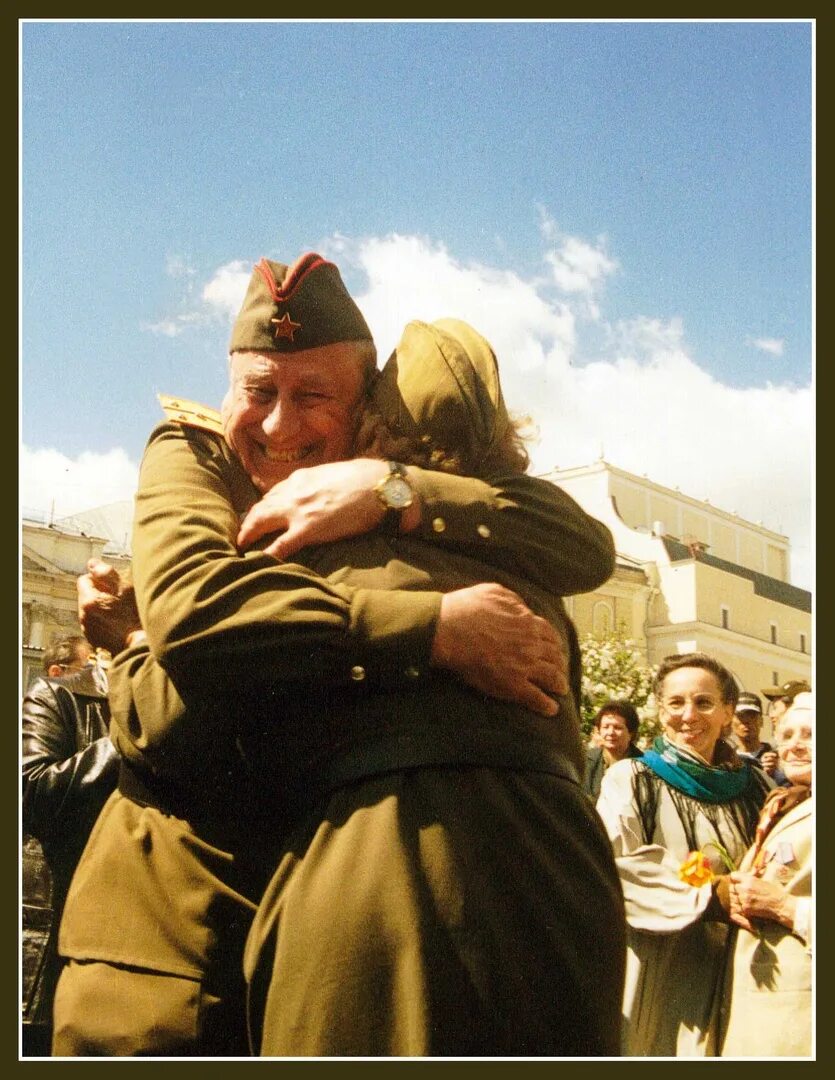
[609,315,686,354]
[21,445,139,522]
[535,208,618,320]
[165,254,197,279]
[141,260,251,338]
[142,312,205,338]
[750,336,785,357]
[143,318,183,338]
[202,260,251,319]
[331,233,575,388]
[337,232,812,590]
[545,236,618,297]
[52,231,810,591]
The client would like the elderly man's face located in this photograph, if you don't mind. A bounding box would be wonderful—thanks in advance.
[777,703,813,787]
[225,345,368,492]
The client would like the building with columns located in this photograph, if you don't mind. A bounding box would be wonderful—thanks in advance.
[21,503,132,690]
[546,460,812,740]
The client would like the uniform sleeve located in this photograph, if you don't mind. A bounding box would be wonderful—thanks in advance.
[22,680,119,848]
[406,469,615,596]
[596,761,711,933]
[133,422,442,696]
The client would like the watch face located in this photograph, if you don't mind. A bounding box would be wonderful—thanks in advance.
[384,476,413,509]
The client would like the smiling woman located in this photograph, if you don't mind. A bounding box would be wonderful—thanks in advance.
[595,652,772,1056]
[583,699,642,800]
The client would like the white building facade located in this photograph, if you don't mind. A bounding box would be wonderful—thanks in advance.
[545,461,812,740]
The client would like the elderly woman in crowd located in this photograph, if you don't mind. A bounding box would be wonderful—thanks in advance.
[718,691,813,1057]
[583,699,643,800]
[596,652,772,1056]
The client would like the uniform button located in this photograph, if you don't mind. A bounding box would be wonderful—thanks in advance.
[432,517,447,533]
[350,665,366,681]
[476,524,491,539]
[404,665,421,680]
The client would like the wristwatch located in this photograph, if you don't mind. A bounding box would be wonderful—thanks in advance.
[374,461,414,534]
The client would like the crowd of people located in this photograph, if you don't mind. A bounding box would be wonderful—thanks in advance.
[22,251,813,1059]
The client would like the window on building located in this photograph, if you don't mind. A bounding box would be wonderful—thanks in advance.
[721,606,729,630]
[772,671,779,686]
[592,602,613,638]
[770,623,778,645]
[800,632,806,654]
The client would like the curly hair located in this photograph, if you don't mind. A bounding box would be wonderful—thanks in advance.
[353,403,533,478]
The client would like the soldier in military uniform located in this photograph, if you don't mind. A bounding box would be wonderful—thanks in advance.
[54,256,624,1056]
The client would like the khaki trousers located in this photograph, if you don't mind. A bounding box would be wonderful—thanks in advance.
[245,766,626,1057]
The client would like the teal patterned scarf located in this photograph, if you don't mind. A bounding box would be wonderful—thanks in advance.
[640,736,753,803]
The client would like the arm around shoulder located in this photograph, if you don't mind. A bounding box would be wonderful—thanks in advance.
[132,421,441,693]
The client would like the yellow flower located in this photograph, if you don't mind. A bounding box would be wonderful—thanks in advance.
[678,850,715,887]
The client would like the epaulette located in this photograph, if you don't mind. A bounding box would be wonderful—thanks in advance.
[158,393,224,436]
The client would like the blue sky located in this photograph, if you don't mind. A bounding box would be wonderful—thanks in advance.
[21,19,813,585]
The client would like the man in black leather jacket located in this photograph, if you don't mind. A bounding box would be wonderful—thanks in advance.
[22,636,119,1056]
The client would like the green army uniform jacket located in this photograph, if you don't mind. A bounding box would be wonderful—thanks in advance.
[108,417,615,816]
[58,416,615,989]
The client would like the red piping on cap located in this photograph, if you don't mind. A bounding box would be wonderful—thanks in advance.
[254,254,333,303]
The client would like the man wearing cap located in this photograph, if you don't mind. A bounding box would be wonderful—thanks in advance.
[731,691,786,785]
[54,255,622,1057]
[762,679,812,735]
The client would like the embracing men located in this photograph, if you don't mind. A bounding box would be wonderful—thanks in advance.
[54,253,625,1057]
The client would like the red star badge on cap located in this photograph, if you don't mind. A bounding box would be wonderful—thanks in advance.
[271,312,302,342]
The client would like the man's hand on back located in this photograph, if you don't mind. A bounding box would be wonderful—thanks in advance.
[236,459,421,558]
[431,583,568,717]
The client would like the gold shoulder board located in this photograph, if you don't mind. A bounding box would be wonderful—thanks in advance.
[158,393,224,436]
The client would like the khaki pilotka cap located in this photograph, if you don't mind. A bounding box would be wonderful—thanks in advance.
[761,679,811,702]
[372,318,511,478]
[229,253,373,354]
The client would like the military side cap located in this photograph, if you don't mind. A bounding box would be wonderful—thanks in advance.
[761,679,811,702]
[372,318,509,476]
[229,253,372,354]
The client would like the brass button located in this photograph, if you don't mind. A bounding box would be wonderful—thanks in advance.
[476,524,491,539]
[432,517,447,533]
[350,665,366,682]
[404,665,421,680]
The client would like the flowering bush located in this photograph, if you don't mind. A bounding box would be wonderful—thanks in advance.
[579,628,661,743]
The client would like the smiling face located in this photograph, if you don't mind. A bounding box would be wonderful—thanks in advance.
[224,344,370,492]
[597,712,634,760]
[776,697,813,788]
[659,665,734,764]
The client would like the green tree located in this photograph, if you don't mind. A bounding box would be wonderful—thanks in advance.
[579,628,661,743]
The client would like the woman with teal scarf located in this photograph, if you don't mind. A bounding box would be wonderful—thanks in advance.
[596,653,772,1057]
